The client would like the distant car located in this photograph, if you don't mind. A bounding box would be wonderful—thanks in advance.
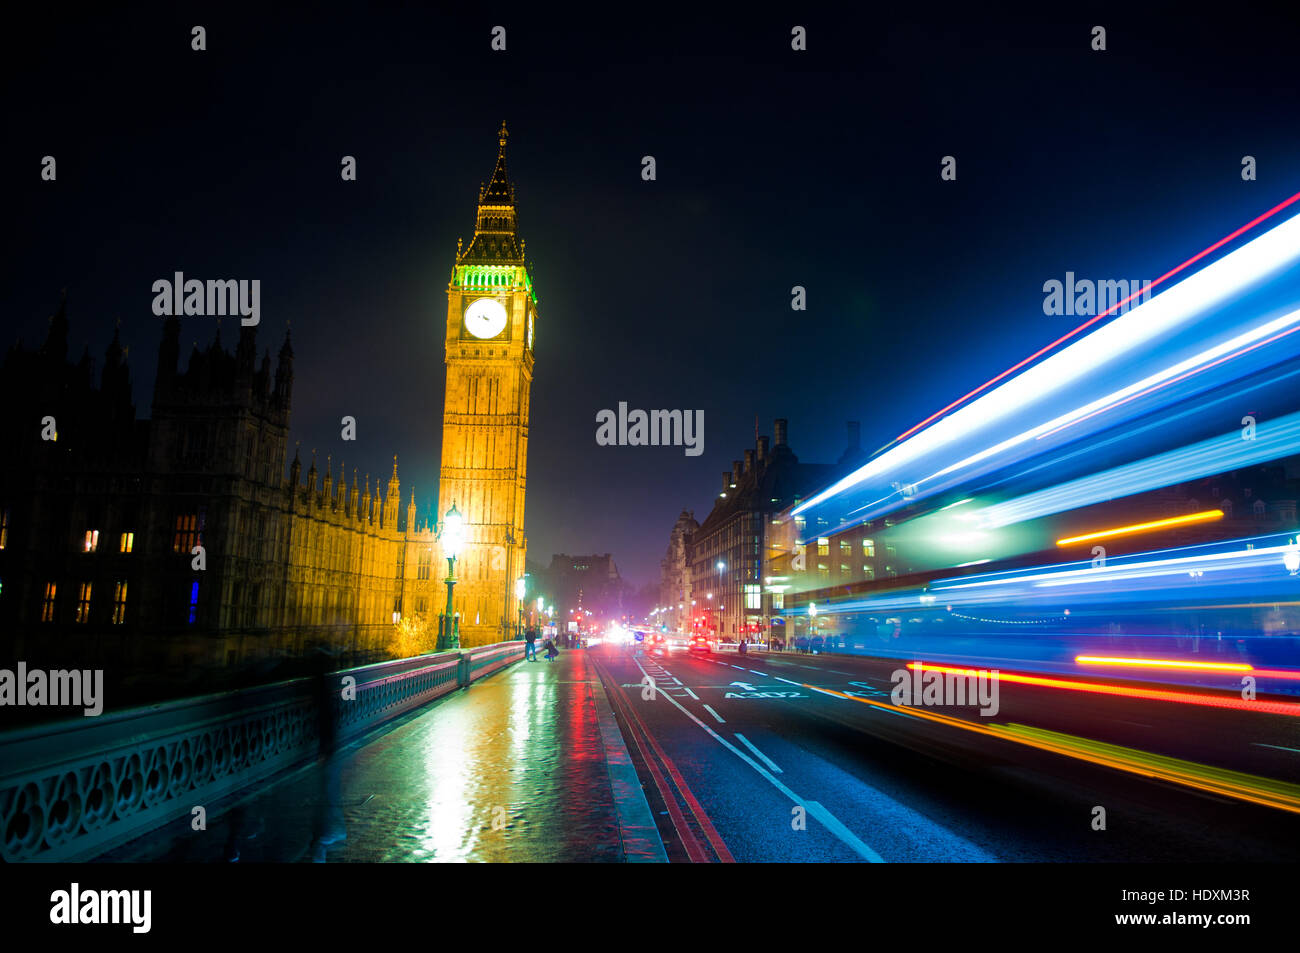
[650,633,666,646]
[688,636,711,655]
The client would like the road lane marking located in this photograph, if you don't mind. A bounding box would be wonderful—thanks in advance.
[774,676,802,686]
[731,665,747,670]
[749,669,769,676]
[632,657,885,862]
[735,733,783,773]
[808,685,910,716]
[703,705,725,723]
[1254,743,1300,754]
[683,686,699,699]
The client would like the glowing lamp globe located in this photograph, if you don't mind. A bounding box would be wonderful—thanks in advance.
[441,504,465,559]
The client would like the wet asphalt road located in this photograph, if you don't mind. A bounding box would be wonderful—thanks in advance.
[591,642,1300,862]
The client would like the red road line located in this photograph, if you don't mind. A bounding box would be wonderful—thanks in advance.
[601,664,710,862]
[599,658,735,863]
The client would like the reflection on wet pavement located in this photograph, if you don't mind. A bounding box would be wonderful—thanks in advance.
[101,650,623,863]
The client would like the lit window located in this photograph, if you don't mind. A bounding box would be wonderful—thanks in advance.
[771,592,784,610]
[76,582,92,623]
[840,564,849,575]
[112,580,128,624]
[41,582,57,622]
[0,508,8,549]
[862,538,874,557]
[864,566,875,580]
[188,580,200,624]
[744,584,761,610]
[839,540,852,556]
[173,514,199,553]
[817,563,829,580]
[119,531,134,554]
[817,538,829,557]
[83,529,99,553]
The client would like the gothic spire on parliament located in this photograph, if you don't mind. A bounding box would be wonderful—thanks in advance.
[458,121,525,266]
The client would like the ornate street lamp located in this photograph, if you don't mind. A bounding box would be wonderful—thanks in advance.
[437,503,464,651]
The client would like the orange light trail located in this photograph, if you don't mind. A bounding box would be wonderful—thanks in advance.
[888,188,1300,448]
[1075,655,1253,673]
[800,676,1300,814]
[1055,509,1223,546]
[906,662,1300,716]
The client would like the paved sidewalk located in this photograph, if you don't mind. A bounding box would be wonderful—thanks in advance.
[99,649,665,862]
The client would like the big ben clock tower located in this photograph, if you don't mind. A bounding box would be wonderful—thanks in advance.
[438,122,536,647]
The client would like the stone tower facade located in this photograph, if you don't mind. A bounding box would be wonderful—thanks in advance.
[437,123,536,646]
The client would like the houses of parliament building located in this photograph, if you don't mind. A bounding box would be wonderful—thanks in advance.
[0,296,443,675]
[0,125,536,679]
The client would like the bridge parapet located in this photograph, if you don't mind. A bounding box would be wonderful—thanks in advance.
[0,641,526,862]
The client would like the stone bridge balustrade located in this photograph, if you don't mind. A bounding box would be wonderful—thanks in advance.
[0,640,526,862]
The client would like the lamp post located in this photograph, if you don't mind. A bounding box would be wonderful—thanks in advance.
[515,575,527,640]
[716,560,726,640]
[437,503,464,651]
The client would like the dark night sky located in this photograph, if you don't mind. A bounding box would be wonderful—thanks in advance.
[5,5,1300,585]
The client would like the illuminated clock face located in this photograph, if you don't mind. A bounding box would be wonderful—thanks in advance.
[464,297,508,339]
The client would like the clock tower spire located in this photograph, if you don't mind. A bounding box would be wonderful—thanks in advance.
[437,122,536,646]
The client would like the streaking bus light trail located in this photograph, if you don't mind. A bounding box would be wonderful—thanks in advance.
[906,663,1300,717]
[792,205,1300,519]
[1075,655,1254,673]
[1055,510,1224,547]
[887,187,1300,449]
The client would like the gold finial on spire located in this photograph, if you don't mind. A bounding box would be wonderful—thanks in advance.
[392,454,399,478]
[498,120,509,149]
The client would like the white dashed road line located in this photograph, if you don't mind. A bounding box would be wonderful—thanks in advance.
[703,704,725,723]
[632,656,885,863]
